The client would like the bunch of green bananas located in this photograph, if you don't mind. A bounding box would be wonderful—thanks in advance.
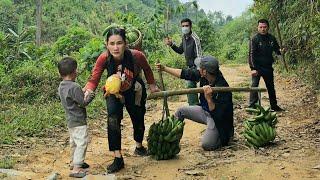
[102,23,140,45]
[147,116,185,160]
[243,104,278,148]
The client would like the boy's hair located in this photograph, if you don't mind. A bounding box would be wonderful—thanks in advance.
[58,57,77,77]
[258,19,269,27]
[181,18,192,27]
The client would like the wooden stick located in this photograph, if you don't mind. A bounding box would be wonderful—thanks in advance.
[271,11,289,72]
[165,4,169,36]
[156,59,170,117]
[147,87,267,100]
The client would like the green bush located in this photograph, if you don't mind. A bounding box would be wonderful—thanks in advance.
[0,156,16,169]
[223,43,239,60]
[296,60,320,89]
[78,37,105,72]
[0,0,12,6]
[53,27,92,55]
[7,61,60,103]
[0,64,9,85]
[0,26,36,71]
[0,102,65,144]
[0,31,5,61]
[215,12,253,62]
[196,18,218,53]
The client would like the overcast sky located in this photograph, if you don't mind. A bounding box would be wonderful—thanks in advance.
[180,0,253,17]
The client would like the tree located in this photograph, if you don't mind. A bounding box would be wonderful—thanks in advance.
[36,0,42,46]
[197,18,217,53]
[191,0,198,22]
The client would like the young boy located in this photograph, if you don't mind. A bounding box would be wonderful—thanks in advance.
[58,57,94,178]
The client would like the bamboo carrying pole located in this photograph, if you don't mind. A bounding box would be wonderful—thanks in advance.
[147,87,267,100]
[156,59,170,117]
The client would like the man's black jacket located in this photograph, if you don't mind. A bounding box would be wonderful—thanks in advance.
[249,33,281,73]
[180,68,234,146]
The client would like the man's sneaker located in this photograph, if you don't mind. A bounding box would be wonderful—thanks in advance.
[134,146,148,156]
[70,162,90,170]
[107,157,124,173]
[271,105,285,112]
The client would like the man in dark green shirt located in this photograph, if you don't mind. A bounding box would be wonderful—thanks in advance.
[248,19,284,111]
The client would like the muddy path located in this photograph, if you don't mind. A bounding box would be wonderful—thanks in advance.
[1,64,319,179]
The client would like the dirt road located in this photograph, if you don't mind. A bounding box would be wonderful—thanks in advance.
[2,64,319,179]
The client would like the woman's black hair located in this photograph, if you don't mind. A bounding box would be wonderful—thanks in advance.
[105,28,126,43]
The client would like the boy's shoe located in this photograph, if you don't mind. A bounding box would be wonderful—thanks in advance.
[70,162,90,170]
[271,105,285,112]
[69,169,87,178]
[134,146,148,156]
[107,157,124,174]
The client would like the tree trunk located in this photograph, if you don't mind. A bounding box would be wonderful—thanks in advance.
[271,11,289,72]
[36,0,42,46]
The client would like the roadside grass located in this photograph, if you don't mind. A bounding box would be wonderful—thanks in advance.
[0,156,16,169]
[0,94,106,145]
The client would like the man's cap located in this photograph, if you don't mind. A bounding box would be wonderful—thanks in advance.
[194,56,219,74]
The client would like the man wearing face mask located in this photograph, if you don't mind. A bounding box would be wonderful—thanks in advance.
[164,18,202,105]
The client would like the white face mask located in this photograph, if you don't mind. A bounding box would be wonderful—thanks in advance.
[181,27,190,35]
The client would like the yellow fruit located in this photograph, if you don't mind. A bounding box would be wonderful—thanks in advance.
[105,74,121,94]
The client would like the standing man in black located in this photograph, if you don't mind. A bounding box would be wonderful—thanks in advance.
[248,19,284,111]
[164,18,202,105]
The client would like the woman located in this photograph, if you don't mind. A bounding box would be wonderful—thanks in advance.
[84,28,159,173]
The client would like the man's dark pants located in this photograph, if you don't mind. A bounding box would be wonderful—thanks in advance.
[249,69,277,108]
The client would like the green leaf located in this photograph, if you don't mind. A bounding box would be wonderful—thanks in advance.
[8,28,18,37]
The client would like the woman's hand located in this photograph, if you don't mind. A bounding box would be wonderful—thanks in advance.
[84,89,93,100]
[149,84,160,93]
